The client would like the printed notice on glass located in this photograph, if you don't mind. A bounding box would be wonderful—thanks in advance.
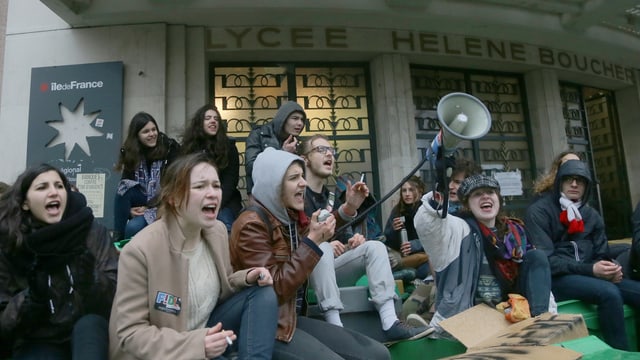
[494,170,523,196]
[76,173,106,217]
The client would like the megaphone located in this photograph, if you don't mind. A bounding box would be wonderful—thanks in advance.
[335,93,491,233]
[427,92,492,218]
[436,92,492,152]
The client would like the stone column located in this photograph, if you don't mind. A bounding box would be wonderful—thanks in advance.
[369,54,418,221]
[186,26,207,125]
[524,69,566,174]
[166,25,187,138]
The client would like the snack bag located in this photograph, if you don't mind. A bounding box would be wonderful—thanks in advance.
[496,293,531,323]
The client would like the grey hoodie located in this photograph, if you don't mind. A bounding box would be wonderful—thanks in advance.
[244,101,307,194]
[252,147,305,225]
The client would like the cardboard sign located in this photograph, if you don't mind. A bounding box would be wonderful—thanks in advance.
[441,345,582,359]
[439,304,587,359]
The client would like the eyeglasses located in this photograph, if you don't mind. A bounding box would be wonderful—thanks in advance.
[308,145,336,156]
[562,175,586,186]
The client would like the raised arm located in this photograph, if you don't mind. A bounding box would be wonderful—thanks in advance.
[413,191,469,272]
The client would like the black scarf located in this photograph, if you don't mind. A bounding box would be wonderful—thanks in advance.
[23,191,94,271]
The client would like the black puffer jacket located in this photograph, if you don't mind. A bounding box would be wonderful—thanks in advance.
[525,160,608,276]
[0,192,118,352]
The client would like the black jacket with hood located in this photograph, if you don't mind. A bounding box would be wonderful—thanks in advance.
[244,101,306,194]
[0,191,118,352]
[525,159,609,277]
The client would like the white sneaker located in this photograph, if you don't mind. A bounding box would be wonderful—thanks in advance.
[406,313,430,328]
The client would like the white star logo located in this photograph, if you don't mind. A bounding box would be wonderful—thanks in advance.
[46,98,104,160]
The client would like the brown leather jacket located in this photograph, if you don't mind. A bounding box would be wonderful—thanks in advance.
[230,201,324,343]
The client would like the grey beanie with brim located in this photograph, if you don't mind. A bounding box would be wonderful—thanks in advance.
[458,174,500,201]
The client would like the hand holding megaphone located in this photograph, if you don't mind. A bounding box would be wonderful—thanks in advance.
[336,92,492,231]
[427,92,492,217]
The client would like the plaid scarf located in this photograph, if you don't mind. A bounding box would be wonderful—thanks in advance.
[135,159,164,202]
[478,218,532,285]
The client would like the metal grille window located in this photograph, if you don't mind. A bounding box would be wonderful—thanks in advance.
[411,66,535,217]
[211,64,377,201]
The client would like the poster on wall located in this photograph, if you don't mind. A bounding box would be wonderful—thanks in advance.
[27,61,123,230]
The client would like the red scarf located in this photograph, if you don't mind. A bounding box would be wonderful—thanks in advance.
[559,210,584,234]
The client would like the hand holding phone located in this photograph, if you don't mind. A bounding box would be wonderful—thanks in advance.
[318,209,331,222]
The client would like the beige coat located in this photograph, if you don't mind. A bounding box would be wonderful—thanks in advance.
[109,214,252,360]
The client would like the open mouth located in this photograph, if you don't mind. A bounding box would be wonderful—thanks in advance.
[480,201,493,210]
[45,200,61,214]
[203,204,218,217]
[323,159,333,167]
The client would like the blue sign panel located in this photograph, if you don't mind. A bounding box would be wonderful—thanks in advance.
[27,61,123,230]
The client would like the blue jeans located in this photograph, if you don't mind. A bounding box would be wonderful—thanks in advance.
[124,216,148,239]
[217,207,237,234]
[207,286,278,360]
[113,186,147,240]
[516,249,551,316]
[273,316,390,360]
[552,273,640,350]
[415,260,431,280]
[13,314,108,360]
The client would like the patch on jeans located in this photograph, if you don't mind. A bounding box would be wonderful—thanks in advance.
[154,291,182,315]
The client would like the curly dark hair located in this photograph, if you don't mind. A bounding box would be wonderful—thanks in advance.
[181,104,231,170]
